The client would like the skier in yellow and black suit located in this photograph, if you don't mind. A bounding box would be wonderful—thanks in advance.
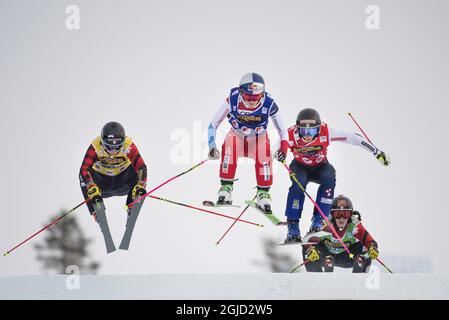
[79,121,147,218]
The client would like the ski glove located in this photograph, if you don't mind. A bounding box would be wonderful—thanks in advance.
[306,246,320,262]
[132,181,147,200]
[368,244,379,260]
[208,147,220,160]
[276,140,290,162]
[87,182,101,200]
[374,149,390,166]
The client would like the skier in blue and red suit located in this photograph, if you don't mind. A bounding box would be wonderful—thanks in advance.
[284,108,390,243]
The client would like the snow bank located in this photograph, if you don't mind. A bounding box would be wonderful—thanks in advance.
[1,273,448,300]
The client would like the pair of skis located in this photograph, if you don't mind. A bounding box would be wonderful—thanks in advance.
[93,198,144,254]
[202,199,287,226]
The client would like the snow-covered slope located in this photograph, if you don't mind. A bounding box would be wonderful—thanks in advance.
[1,273,448,300]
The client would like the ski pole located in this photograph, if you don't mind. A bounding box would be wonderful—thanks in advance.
[215,195,257,245]
[149,195,263,227]
[126,159,208,209]
[281,161,354,257]
[376,257,393,274]
[348,113,393,272]
[289,259,310,273]
[3,199,90,257]
[348,112,373,144]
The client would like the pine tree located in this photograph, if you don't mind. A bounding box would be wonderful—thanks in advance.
[252,238,297,273]
[34,211,100,274]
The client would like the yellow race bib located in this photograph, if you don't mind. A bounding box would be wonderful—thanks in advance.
[91,137,133,176]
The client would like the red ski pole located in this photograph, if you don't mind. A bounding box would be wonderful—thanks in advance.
[289,259,310,273]
[375,256,393,273]
[215,195,257,245]
[149,195,263,227]
[3,199,90,256]
[348,112,373,144]
[126,159,208,209]
[348,113,393,272]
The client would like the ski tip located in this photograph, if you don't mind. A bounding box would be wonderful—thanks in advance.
[349,253,354,259]
[3,252,9,257]
[348,112,352,116]
[258,224,264,228]
[215,242,220,246]
[123,205,129,210]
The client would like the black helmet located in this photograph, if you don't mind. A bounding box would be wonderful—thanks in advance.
[101,121,125,152]
[296,108,321,127]
[330,195,353,224]
[331,195,353,211]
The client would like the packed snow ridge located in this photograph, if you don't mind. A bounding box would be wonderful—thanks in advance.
[1,273,448,300]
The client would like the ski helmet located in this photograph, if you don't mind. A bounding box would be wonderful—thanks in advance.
[330,195,353,221]
[296,108,321,138]
[239,72,265,95]
[101,121,126,152]
[296,108,321,127]
[331,195,353,211]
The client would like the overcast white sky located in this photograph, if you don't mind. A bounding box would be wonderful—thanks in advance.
[1,0,448,276]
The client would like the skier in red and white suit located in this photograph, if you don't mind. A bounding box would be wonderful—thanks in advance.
[284,108,390,243]
[207,73,289,212]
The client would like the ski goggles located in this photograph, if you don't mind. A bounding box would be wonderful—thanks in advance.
[242,92,263,102]
[240,82,265,95]
[298,126,320,137]
[101,139,124,151]
[331,210,352,219]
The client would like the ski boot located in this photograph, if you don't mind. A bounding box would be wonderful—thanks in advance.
[323,255,335,272]
[90,196,104,224]
[217,182,233,205]
[284,219,302,243]
[309,214,324,233]
[256,188,272,213]
[125,204,135,226]
[352,254,369,273]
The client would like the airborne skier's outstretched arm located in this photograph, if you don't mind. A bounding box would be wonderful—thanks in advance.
[126,142,148,198]
[79,144,101,204]
[269,102,289,162]
[80,144,97,185]
[207,98,231,160]
[328,127,390,166]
